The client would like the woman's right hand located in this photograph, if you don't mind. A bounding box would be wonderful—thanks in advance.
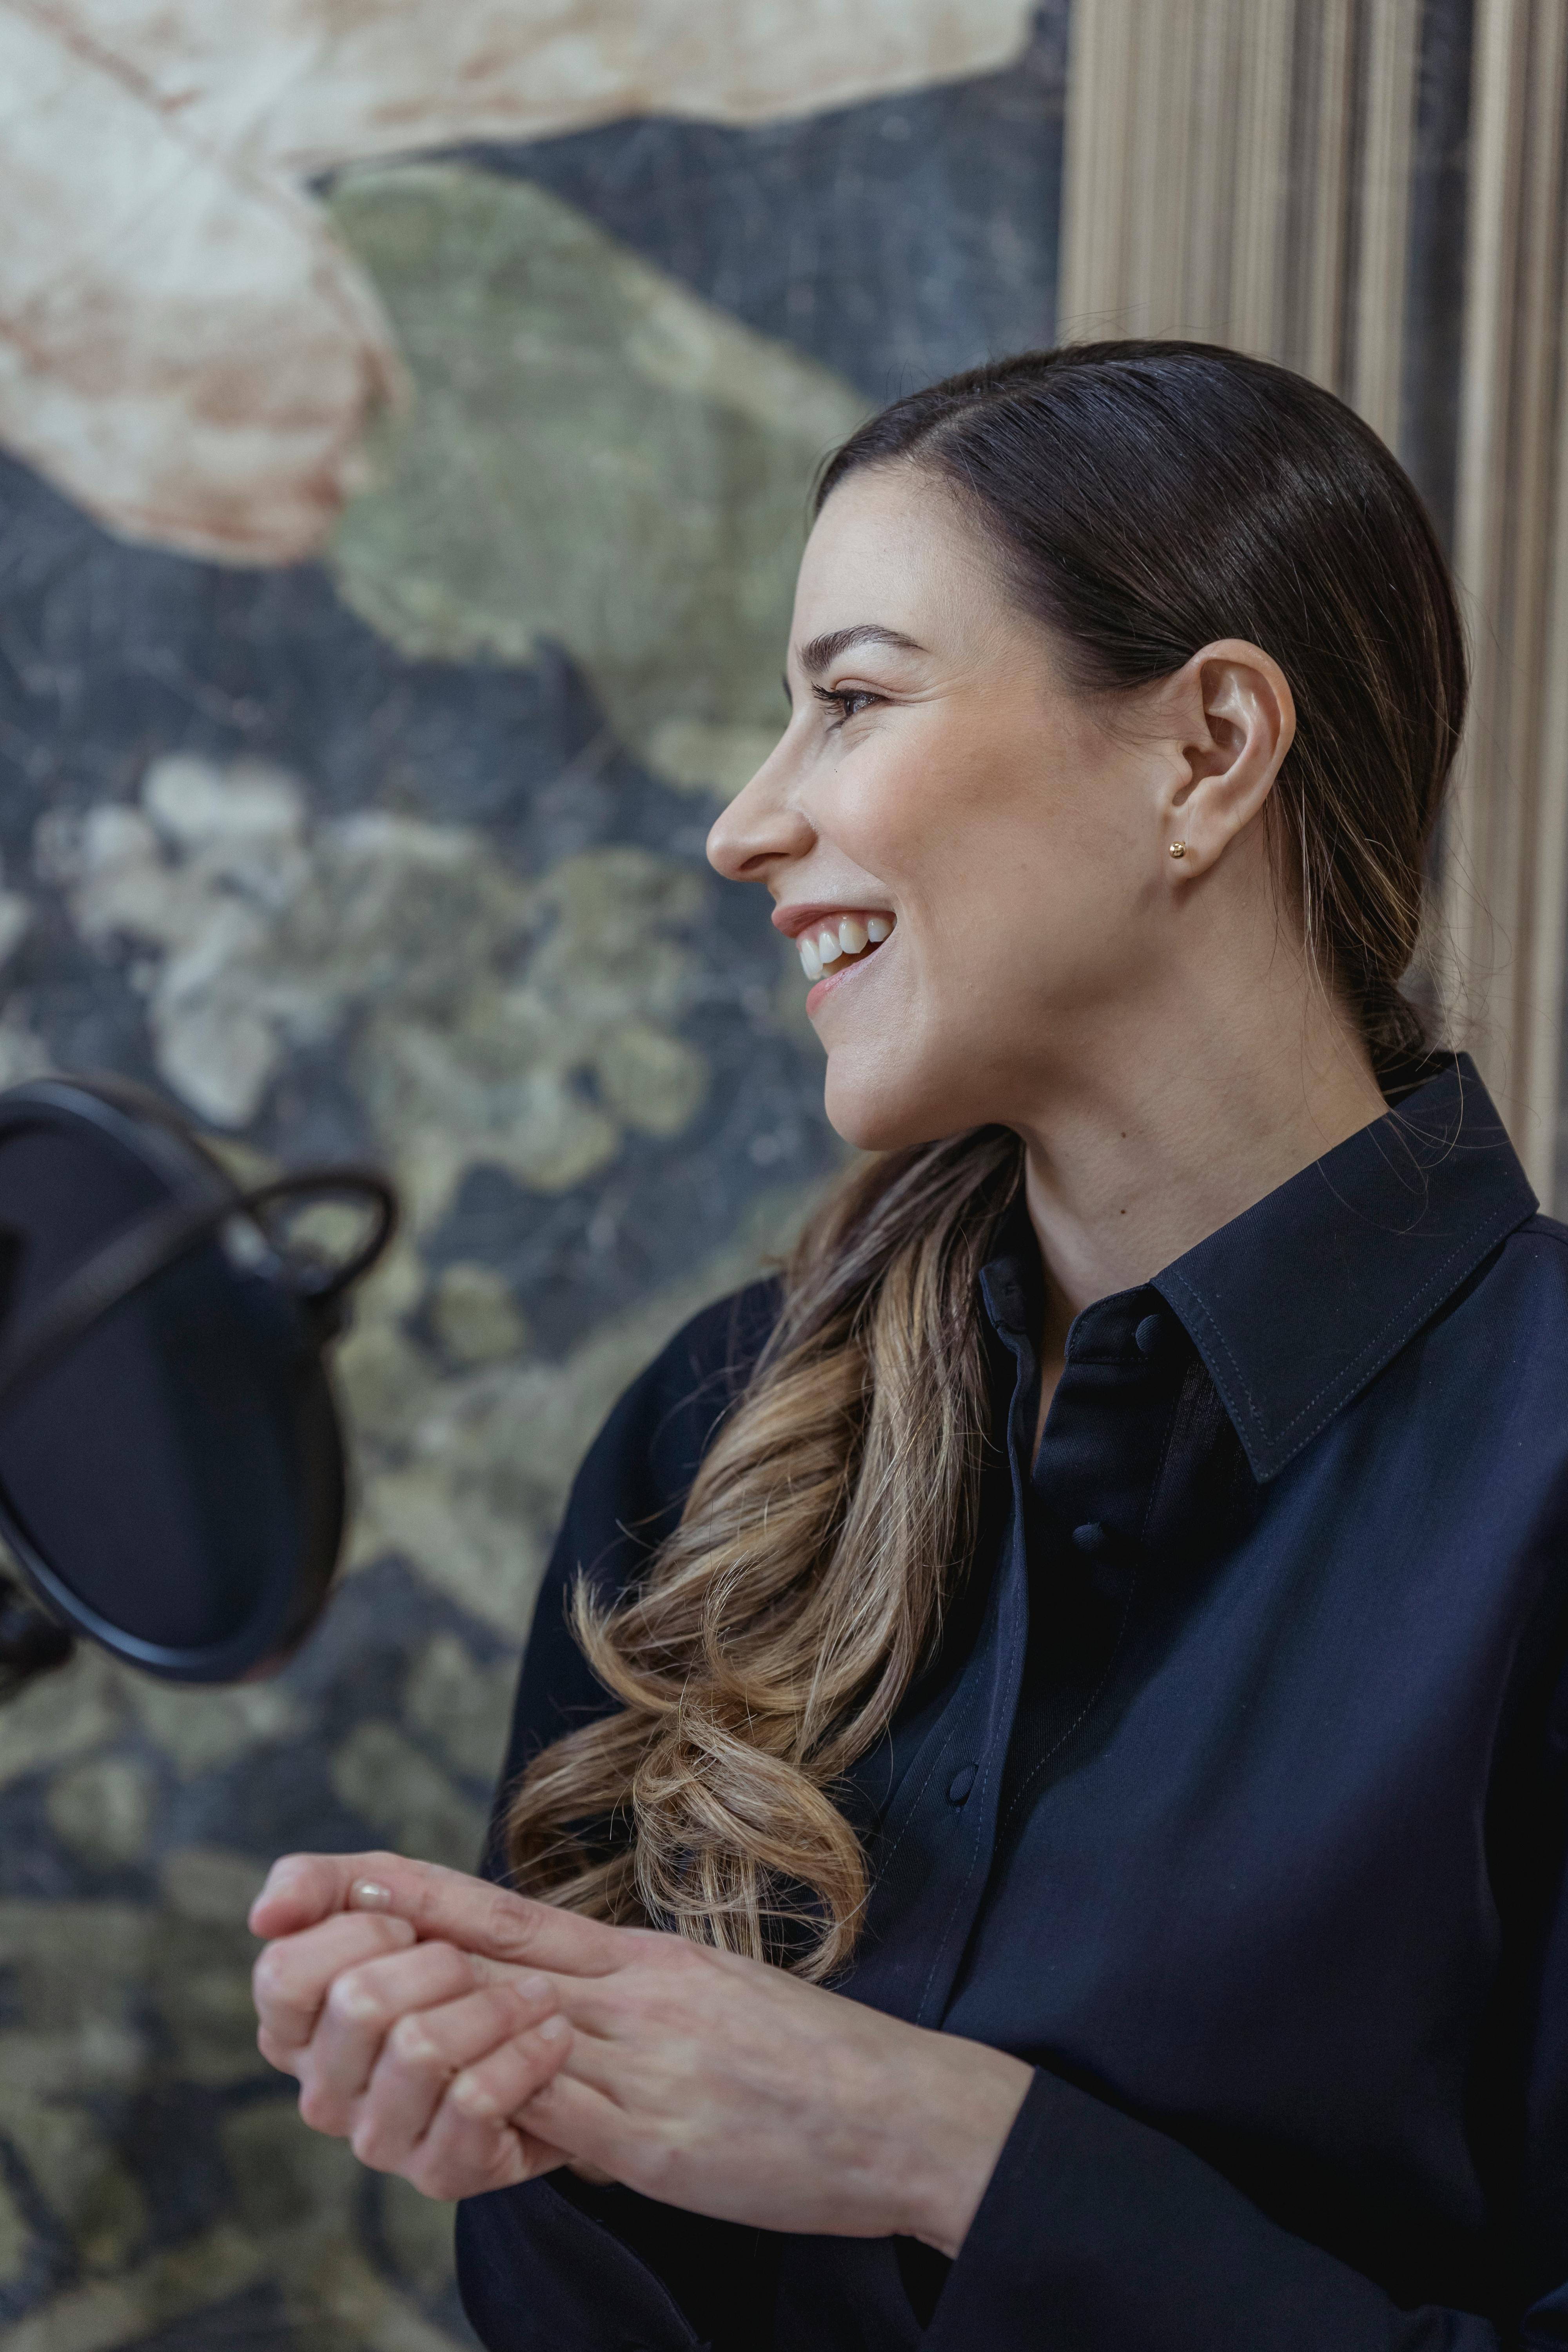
[249,1879,575,2201]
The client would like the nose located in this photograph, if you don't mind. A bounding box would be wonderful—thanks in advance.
[706,739,815,883]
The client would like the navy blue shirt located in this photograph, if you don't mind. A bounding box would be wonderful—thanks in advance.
[457,1054,1568,2349]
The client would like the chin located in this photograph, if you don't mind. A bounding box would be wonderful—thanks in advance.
[821,1057,978,1156]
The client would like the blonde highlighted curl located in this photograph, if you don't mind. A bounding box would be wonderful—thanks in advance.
[504,1130,1021,1981]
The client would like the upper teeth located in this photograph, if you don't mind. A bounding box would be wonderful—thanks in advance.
[798,913,892,980]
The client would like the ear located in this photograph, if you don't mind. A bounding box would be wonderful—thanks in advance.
[1157,639,1296,876]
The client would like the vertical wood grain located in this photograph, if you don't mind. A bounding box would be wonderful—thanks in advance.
[1447,0,1568,1189]
[1350,0,1421,442]
[1063,0,1568,1191]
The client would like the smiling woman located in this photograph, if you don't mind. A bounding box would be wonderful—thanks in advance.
[251,345,1568,2352]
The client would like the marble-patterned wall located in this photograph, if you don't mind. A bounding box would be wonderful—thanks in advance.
[0,12,1067,2346]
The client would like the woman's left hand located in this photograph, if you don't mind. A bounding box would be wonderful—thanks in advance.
[251,1851,1032,2256]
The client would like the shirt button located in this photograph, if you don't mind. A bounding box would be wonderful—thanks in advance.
[947,1762,978,1806]
[1072,1521,1107,1552]
[1134,1313,1166,1357]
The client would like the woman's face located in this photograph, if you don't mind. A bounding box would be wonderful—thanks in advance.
[706,463,1200,1152]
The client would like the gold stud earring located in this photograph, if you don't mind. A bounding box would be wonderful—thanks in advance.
[1168,841,1187,860]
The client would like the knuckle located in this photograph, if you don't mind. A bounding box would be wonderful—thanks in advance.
[296,2081,339,2134]
[256,2027,295,2076]
[327,1973,377,2025]
[408,2153,458,2201]
[493,1984,533,2034]
[388,2012,439,2068]
[478,1885,535,1958]
[250,1946,290,2005]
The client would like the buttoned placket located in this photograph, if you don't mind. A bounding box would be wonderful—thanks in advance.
[839,1264,1037,2028]
[844,1249,1199,2029]
[987,1289,1194,1882]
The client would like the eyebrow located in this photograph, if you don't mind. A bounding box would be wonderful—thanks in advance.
[796,623,926,677]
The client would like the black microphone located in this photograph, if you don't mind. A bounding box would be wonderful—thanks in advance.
[0,1073,397,1693]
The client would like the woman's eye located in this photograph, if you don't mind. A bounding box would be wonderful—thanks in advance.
[814,685,881,728]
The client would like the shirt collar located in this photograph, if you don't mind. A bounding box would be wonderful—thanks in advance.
[976,1054,1538,1487]
[1152,1052,1537,1481]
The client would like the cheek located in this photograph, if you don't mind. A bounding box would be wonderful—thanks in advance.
[806,714,1156,1141]
[829,704,1112,878]
[833,737,1135,999]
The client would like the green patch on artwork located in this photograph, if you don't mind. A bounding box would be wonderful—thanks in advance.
[326,163,869,797]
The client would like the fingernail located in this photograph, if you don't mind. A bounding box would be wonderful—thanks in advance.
[511,1973,552,2009]
[536,2014,568,2043]
[452,2072,498,2119]
[350,1880,392,1910]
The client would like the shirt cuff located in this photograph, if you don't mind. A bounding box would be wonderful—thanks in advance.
[922,2065,1399,2352]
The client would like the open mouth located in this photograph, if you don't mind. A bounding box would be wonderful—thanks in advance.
[796,912,893,983]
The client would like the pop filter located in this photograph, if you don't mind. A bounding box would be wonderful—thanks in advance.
[0,1075,396,1689]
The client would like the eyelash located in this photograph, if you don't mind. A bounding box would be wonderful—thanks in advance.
[813,684,882,729]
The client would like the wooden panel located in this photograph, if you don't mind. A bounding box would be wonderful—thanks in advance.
[1058,0,1568,1198]
[1446,0,1568,1191]
[1063,0,1421,403]
[1350,0,1422,443]
[1231,0,1296,353]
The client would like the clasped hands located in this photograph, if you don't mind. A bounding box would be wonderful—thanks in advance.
[249,1851,1031,2258]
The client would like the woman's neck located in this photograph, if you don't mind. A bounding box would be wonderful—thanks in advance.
[1018,988,1389,1333]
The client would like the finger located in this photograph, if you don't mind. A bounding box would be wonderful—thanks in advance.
[506,2068,629,2177]
[405,2022,576,2200]
[252,1913,416,2054]
[250,1851,408,1940]
[257,2023,298,2077]
[383,1870,629,1978]
[349,1976,561,2168]
[565,2158,619,2187]
[396,2097,576,2203]
[544,2017,628,2092]
[299,1942,482,2132]
[356,1994,566,2176]
[402,2112,569,2202]
[269,1853,632,1979]
[541,1971,659,2043]
[450,2030,621,2155]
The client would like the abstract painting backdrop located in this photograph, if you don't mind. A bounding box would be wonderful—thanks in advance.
[0,9,1066,2345]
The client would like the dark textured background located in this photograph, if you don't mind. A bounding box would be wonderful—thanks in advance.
[0,4,1491,2339]
[0,16,1071,2346]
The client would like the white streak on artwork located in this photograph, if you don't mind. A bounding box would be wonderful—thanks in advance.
[0,1,403,561]
[0,0,1034,563]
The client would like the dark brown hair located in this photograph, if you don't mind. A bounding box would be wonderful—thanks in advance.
[818,341,1466,1082]
[506,344,1468,1977]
